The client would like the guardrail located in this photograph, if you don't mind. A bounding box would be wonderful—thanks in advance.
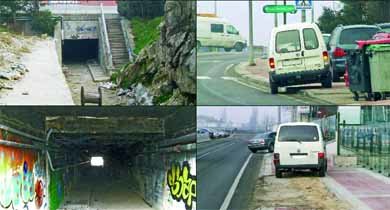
[100,3,114,70]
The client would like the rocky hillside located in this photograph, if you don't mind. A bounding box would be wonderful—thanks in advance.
[116,0,196,105]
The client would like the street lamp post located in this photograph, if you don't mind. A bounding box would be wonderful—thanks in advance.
[214,0,217,15]
[274,0,278,27]
[283,0,287,24]
[248,0,255,66]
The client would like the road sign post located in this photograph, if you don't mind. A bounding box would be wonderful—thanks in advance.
[295,0,312,23]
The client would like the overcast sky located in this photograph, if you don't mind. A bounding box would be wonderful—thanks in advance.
[197,106,278,124]
[197,1,342,46]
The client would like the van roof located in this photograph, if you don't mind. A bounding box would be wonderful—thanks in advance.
[197,16,228,23]
[273,22,319,31]
[279,122,319,127]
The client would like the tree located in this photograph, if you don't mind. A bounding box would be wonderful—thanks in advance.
[118,0,165,19]
[0,0,34,24]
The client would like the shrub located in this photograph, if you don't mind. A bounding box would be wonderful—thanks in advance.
[31,10,58,36]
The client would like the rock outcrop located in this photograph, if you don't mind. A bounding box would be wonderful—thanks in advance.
[116,0,195,105]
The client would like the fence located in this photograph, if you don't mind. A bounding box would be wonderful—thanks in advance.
[313,115,337,141]
[339,121,390,176]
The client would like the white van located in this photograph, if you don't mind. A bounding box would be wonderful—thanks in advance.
[197,15,247,52]
[273,122,327,178]
[268,23,332,94]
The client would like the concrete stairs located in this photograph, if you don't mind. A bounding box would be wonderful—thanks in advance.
[106,18,129,69]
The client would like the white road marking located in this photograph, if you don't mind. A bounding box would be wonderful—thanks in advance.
[220,153,253,210]
[197,142,236,160]
[221,76,238,81]
[197,76,212,80]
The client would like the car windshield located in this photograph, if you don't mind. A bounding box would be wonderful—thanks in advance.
[278,126,319,142]
[276,30,301,53]
[339,28,379,44]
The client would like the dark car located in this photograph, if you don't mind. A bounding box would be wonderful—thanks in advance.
[328,25,380,82]
[378,23,390,33]
[247,132,276,153]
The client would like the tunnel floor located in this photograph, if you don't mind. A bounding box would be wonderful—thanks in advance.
[61,168,152,210]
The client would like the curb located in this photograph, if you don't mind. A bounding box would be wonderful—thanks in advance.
[227,62,270,91]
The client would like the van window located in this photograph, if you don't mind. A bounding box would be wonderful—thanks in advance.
[278,126,319,142]
[211,24,224,33]
[276,30,301,53]
[303,28,319,50]
[227,25,239,35]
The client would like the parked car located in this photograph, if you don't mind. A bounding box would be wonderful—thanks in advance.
[378,23,390,33]
[248,131,276,153]
[197,15,247,52]
[273,122,327,178]
[323,33,331,46]
[197,128,217,139]
[268,23,332,94]
[328,24,380,81]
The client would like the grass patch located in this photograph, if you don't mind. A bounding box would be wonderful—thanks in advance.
[0,25,8,33]
[131,17,163,55]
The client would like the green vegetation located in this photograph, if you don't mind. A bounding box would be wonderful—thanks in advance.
[153,92,173,104]
[31,10,59,36]
[118,0,164,19]
[49,170,64,210]
[318,1,390,33]
[131,17,163,55]
[0,25,8,32]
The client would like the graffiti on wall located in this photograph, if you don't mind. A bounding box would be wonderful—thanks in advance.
[0,129,47,210]
[64,21,98,40]
[167,161,196,210]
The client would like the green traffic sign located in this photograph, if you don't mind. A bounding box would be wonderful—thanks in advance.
[263,5,297,14]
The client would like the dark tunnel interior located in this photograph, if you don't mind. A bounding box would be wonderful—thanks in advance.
[62,39,99,62]
[0,107,196,210]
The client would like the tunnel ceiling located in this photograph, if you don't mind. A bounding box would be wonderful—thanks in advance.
[0,107,195,150]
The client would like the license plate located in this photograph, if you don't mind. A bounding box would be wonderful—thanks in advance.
[283,59,302,66]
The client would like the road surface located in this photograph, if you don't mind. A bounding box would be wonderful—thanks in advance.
[197,52,325,105]
[197,133,266,210]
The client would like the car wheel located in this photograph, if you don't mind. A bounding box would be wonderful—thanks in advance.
[319,165,326,177]
[353,92,359,101]
[275,169,282,178]
[270,79,278,94]
[330,62,339,82]
[234,43,244,52]
[224,48,232,52]
[250,149,257,153]
[321,71,332,88]
[268,144,274,153]
[374,92,382,101]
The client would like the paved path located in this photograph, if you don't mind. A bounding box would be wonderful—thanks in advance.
[0,40,74,105]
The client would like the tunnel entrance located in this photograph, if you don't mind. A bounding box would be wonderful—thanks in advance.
[62,39,99,62]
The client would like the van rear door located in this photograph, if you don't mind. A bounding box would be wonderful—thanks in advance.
[302,28,325,70]
[274,30,306,73]
[277,125,322,166]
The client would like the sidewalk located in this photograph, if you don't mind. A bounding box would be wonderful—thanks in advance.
[324,141,390,210]
[231,58,390,105]
[0,40,74,105]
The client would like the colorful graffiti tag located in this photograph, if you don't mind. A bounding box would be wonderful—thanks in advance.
[0,129,47,210]
[167,161,196,210]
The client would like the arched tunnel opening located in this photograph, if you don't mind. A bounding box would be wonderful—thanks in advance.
[0,107,196,210]
[62,39,99,62]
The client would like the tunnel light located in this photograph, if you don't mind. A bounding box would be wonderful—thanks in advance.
[91,156,104,167]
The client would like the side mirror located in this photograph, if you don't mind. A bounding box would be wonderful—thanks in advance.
[326,44,331,51]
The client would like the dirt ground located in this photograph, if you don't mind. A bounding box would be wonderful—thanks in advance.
[250,173,351,210]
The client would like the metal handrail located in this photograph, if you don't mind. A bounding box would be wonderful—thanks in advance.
[100,3,114,69]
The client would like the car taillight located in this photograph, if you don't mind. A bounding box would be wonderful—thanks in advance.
[273,153,280,164]
[333,47,346,58]
[269,57,275,70]
[322,51,329,63]
[318,152,325,159]
[344,61,350,87]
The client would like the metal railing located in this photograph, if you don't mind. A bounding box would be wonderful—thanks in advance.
[100,3,114,70]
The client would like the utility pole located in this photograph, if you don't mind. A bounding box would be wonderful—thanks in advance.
[278,107,281,125]
[214,0,217,15]
[248,0,255,66]
[283,0,287,25]
[311,1,314,23]
[302,9,306,23]
[274,0,278,27]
